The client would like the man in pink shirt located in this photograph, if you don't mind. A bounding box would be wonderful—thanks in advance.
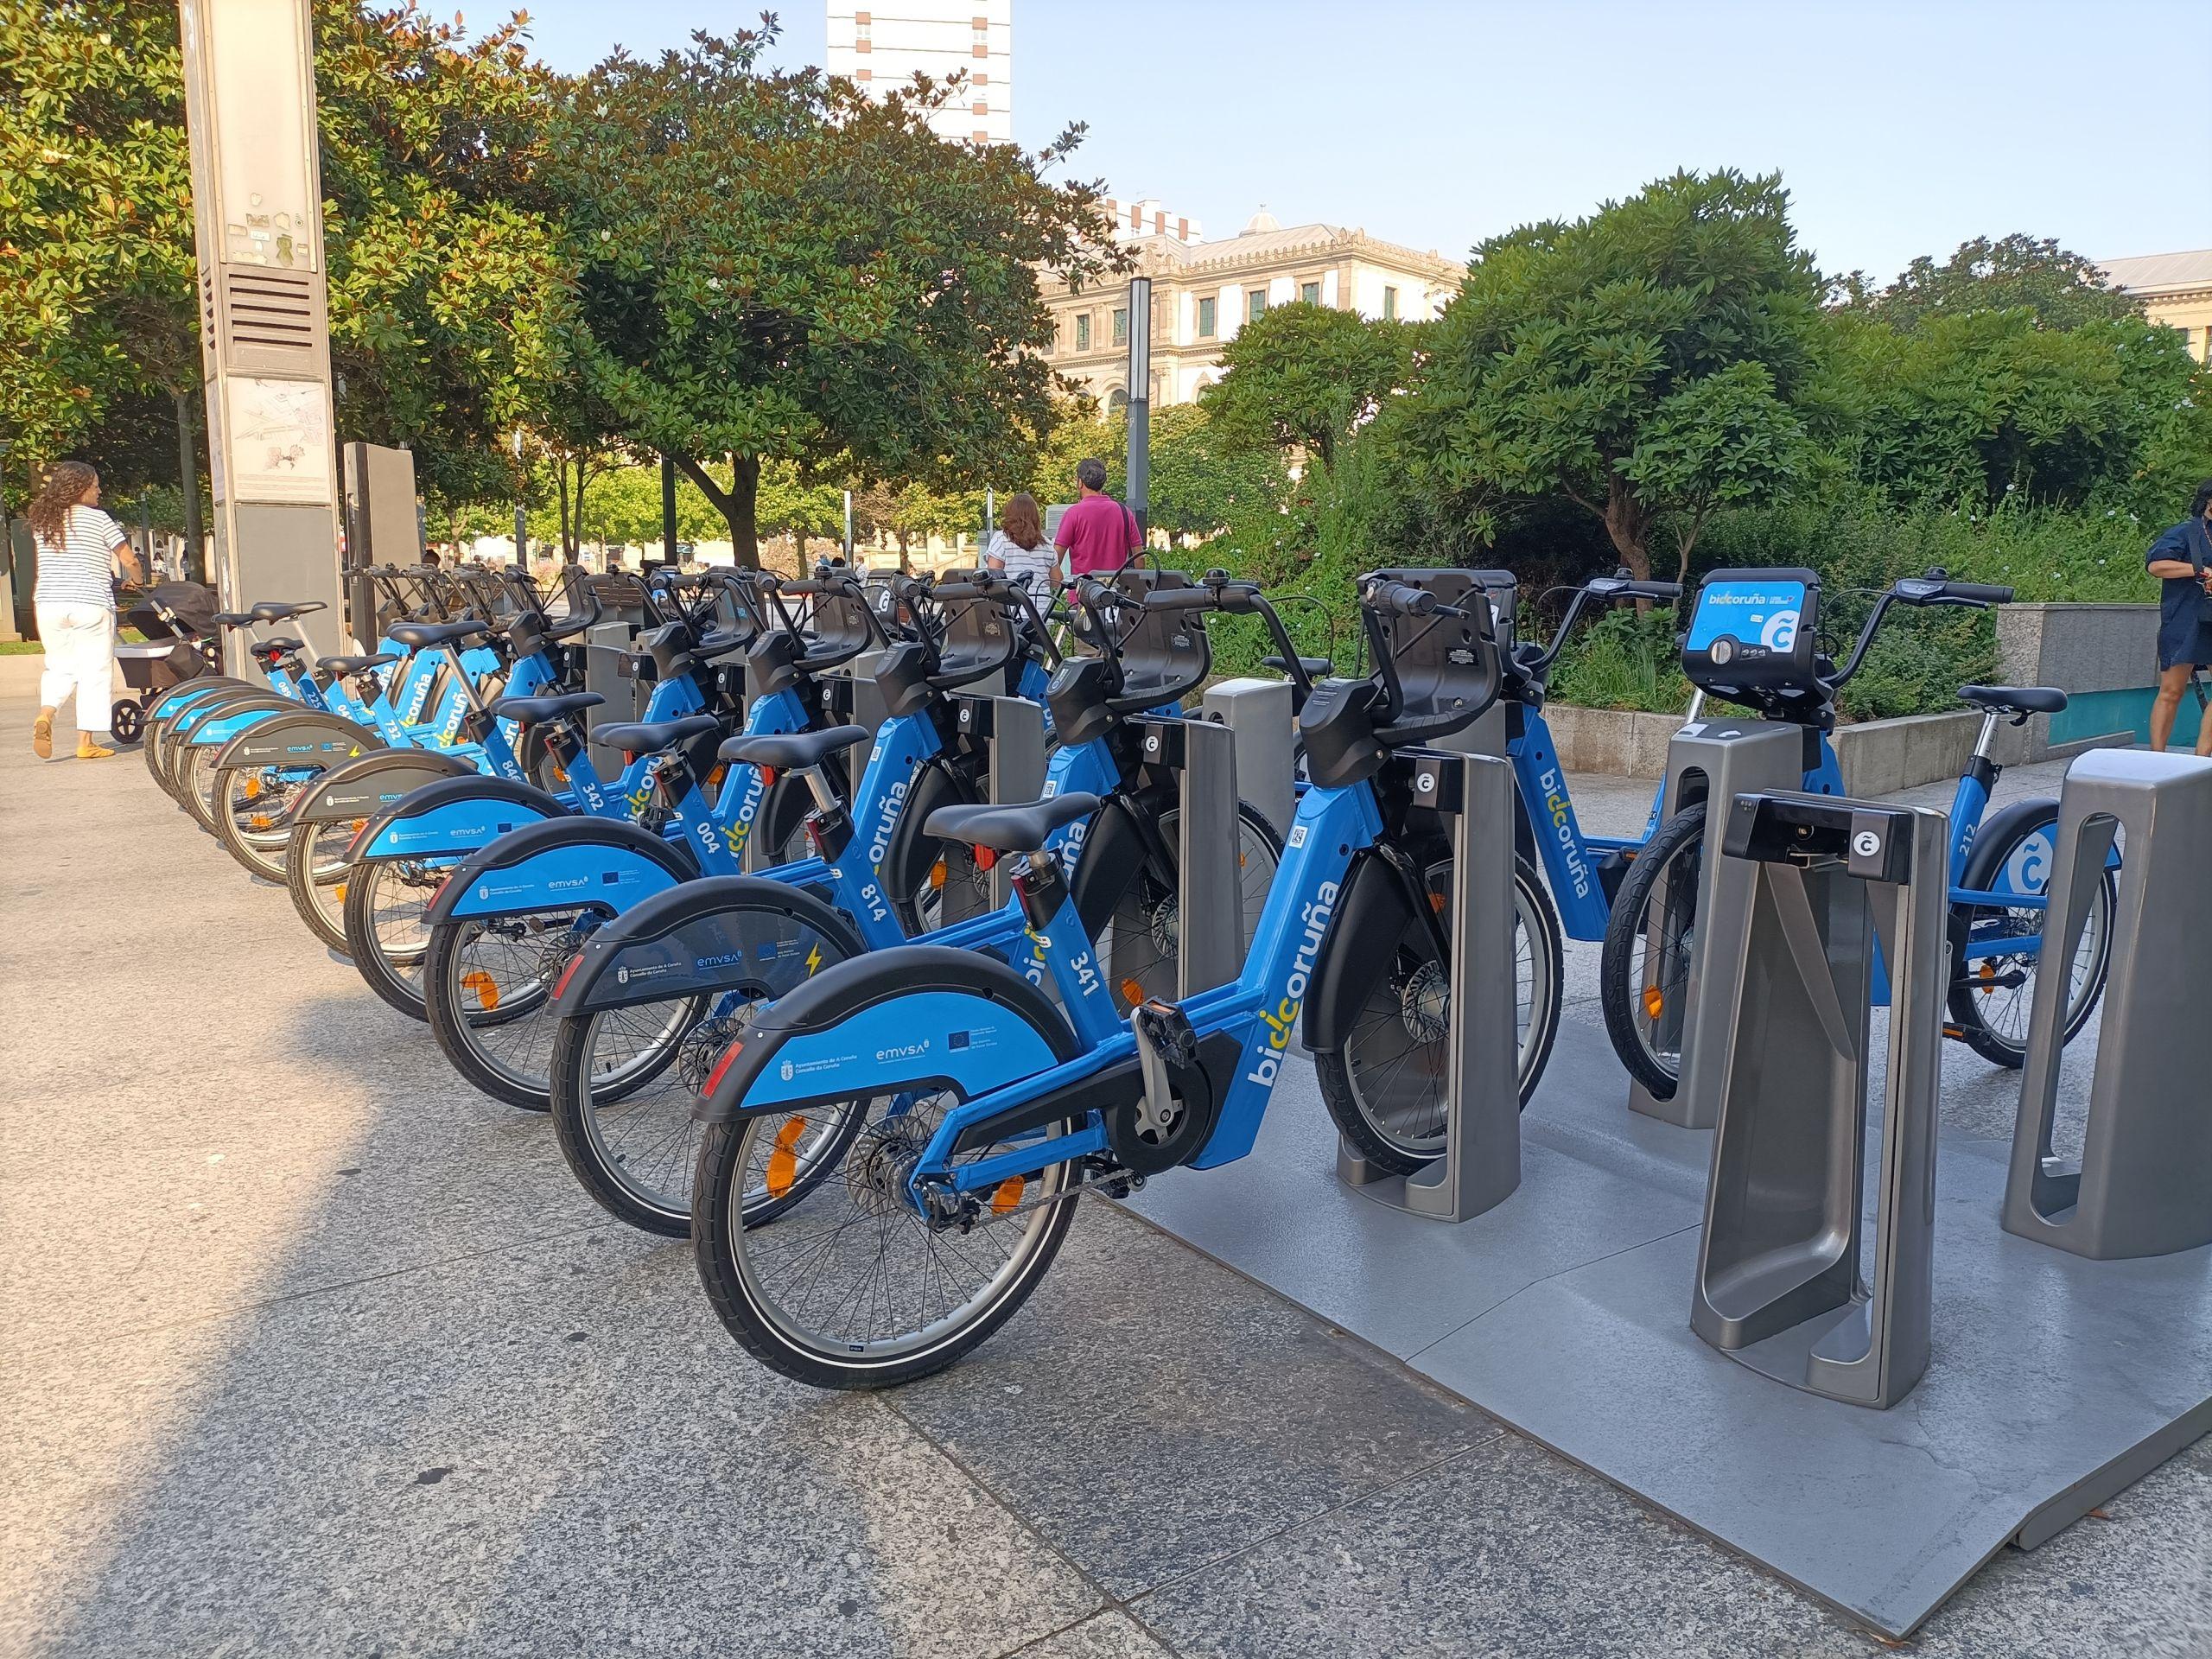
[1053,457,1141,577]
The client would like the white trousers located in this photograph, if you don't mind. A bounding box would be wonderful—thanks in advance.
[35,603,117,736]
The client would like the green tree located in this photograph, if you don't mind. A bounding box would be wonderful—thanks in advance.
[1202,301,1414,467]
[1399,169,1825,582]
[1827,307,2212,510]
[1835,234,2143,334]
[0,0,197,480]
[1147,403,1288,546]
[547,25,1119,567]
[0,0,575,514]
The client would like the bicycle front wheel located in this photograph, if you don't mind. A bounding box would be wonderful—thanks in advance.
[1598,804,1708,1101]
[1313,855,1562,1174]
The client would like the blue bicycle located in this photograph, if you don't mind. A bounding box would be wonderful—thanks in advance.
[537,567,1287,1232]
[1599,568,2117,1096]
[682,570,1535,1388]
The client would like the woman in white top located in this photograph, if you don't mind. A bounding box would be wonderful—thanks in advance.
[27,461,141,760]
[982,493,1059,594]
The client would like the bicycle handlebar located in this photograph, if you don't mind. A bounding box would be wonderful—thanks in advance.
[1824,569,2013,694]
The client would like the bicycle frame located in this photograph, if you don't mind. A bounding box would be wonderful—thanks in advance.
[721,765,1388,1204]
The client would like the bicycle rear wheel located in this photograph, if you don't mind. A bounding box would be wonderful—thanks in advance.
[549,895,864,1236]
[694,1090,1085,1390]
[1103,801,1283,1012]
[286,817,361,952]
[424,909,597,1109]
[1947,809,2115,1066]
[343,856,442,1020]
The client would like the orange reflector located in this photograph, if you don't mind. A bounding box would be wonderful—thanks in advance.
[334,881,347,904]
[1643,986,1665,1020]
[244,776,263,799]
[929,858,948,891]
[552,765,569,785]
[1121,977,1143,1006]
[462,969,500,1011]
[1943,1024,1965,1039]
[250,813,273,830]
[991,1176,1026,1216]
[1429,892,1446,913]
[765,1116,809,1198]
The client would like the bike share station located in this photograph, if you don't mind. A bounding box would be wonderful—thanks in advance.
[1128,569,2212,1638]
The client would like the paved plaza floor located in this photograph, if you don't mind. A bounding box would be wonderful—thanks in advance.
[2,658,2205,1659]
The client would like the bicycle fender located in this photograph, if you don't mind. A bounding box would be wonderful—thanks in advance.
[151,678,250,723]
[426,817,698,926]
[352,775,568,861]
[879,757,971,908]
[181,696,296,745]
[284,749,476,826]
[1299,849,1416,1056]
[212,711,384,773]
[1965,796,2120,895]
[552,875,866,1017]
[695,946,1076,1124]
[1068,791,1148,942]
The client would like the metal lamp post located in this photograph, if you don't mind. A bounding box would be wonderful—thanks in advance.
[512,429,528,572]
[1124,275,1152,543]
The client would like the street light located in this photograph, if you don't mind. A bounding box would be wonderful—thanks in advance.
[1124,276,1153,542]
[511,429,528,574]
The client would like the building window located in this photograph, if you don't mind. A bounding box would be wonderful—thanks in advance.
[974,71,987,85]
[1076,314,1091,352]
[855,67,871,82]
[1300,281,1320,307]
[973,17,988,55]
[1248,290,1267,323]
[1382,285,1399,321]
[1197,297,1216,338]
[972,100,988,116]
[1108,387,1128,413]
[855,16,871,51]
[1112,308,1128,347]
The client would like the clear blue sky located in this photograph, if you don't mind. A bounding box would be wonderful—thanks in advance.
[509,1,2210,282]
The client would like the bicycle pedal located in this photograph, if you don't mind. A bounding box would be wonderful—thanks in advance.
[1132,998,1199,1070]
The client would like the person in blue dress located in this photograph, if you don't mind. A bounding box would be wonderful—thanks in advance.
[2146,480,2212,755]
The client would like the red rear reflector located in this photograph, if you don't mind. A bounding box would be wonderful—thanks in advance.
[702,1039,745,1097]
[759,766,779,788]
[552,953,583,1001]
[972,845,997,871]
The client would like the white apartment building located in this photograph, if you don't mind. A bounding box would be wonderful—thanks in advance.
[827,2,1011,144]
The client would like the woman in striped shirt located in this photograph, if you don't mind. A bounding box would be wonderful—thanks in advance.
[28,461,142,760]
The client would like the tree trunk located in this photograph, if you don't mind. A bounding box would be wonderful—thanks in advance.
[573,460,593,561]
[672,453,760,569]
[174,389,206,583]
[557,464,573,561]
[1600,473,1652,582]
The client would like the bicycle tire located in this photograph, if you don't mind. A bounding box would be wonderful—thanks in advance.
[1947,804,2116,1067]
[1598,804,1708,1101]
[342,856,437,1021]
[1313,855,1562,1174]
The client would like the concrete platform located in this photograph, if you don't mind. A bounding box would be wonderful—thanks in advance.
[1127,1022,2212,1638]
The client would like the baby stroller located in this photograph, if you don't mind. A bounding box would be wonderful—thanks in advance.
[112,581,221,742]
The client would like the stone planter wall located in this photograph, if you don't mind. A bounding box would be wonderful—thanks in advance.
[1548,704,1982,793]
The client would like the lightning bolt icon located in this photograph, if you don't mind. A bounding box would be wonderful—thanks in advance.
[804,943,823,976]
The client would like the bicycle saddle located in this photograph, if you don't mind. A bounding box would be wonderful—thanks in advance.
[1958,684,2067,717]
[1263,653,1332,680]
[213,612,257,628]
[249,601,326,622]
[387,620,489,650]
[595,714,721,754]
[924,792,1100,855]
[489,691,604,725]
[718,725,871,772]
[318,652,398,675]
